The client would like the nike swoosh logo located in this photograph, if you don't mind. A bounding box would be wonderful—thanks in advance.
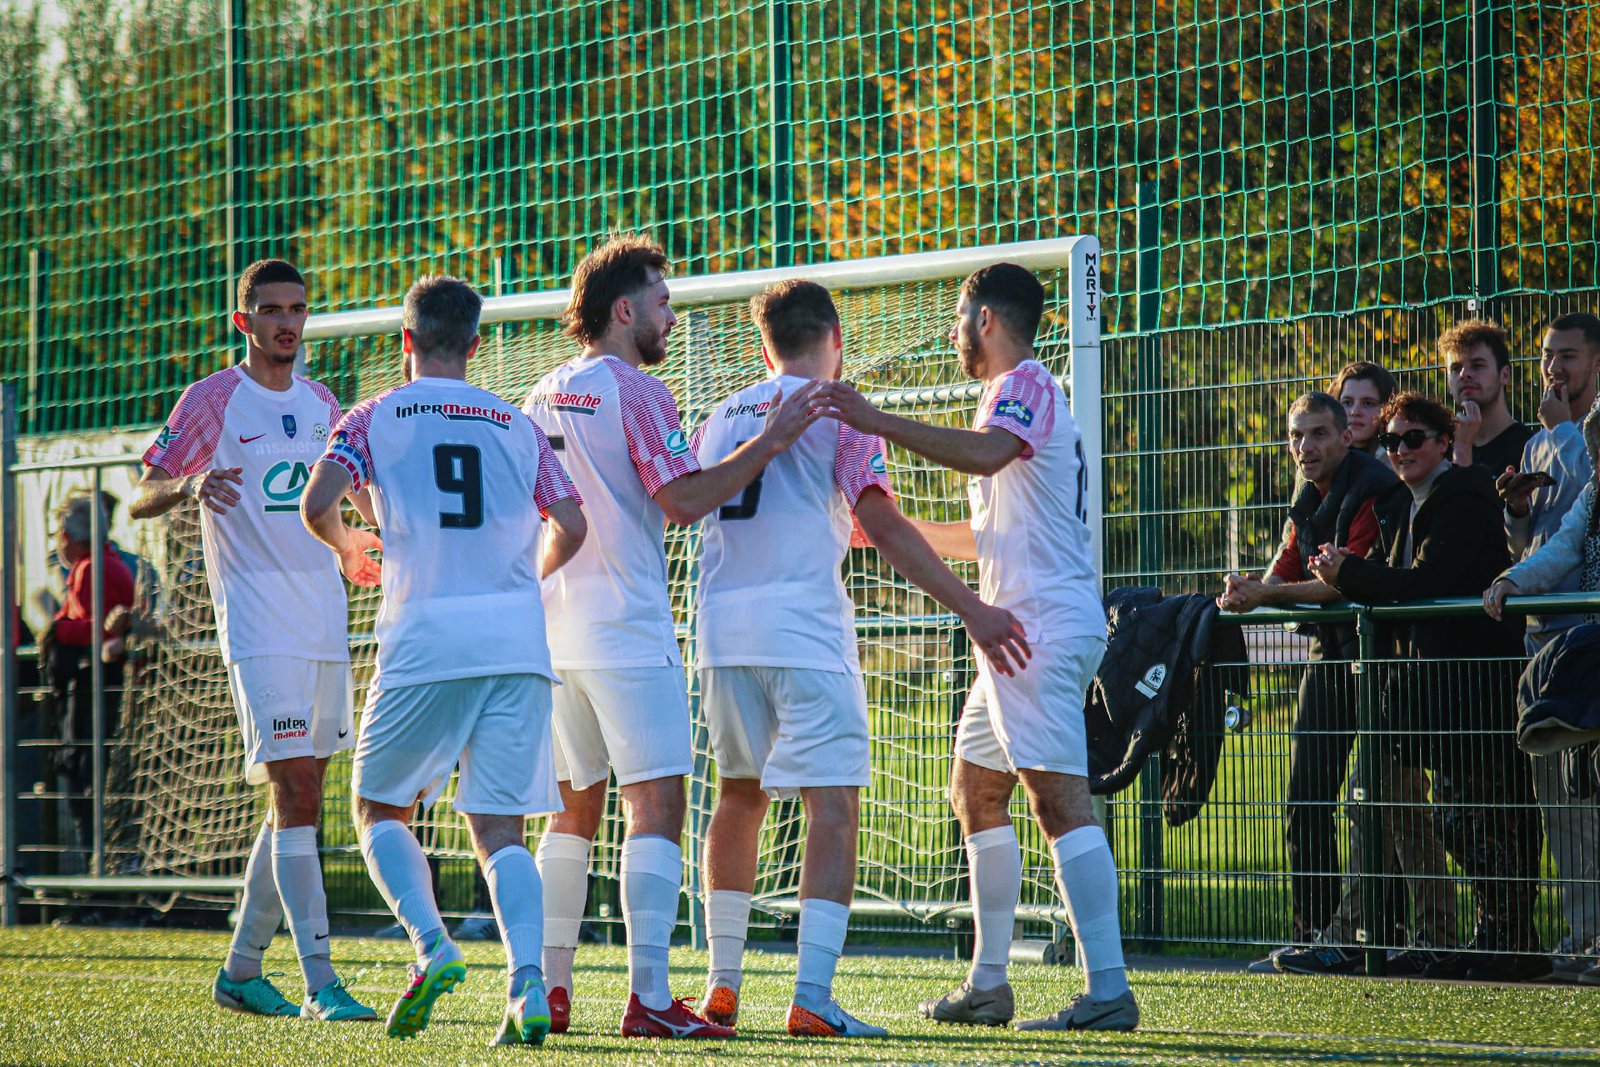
[338,728,349,739]
[641,1010,699,1037]
[314,932,328,941]
[253,943,271,952]
[239,433,266,443]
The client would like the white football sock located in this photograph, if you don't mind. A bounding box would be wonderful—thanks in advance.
[706,889,752,992]
[1052,825,1130,1000]
[621,835,681,1011]
[966,824,1022,991]
[361,819,447,964]
[224,820,280,982]
[484,844,545,999]
[535,832,591,993]
[794,898,850,1008]
[272,824,336,994]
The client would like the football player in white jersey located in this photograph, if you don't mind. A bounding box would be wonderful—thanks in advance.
[301,276,587,1046]
[814,264,1137,1032]
[692,280,1031,1038]
[130,259,378,1023]
[522,235,822,1039]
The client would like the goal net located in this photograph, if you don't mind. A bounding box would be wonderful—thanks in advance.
[33,237,1102,932]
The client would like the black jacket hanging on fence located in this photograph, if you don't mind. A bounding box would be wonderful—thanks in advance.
[1085,587,1248,827]
[1517,622,1600,756]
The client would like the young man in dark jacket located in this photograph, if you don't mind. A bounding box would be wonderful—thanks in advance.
[1312,392,1547,981]
[1219,392,1395,969]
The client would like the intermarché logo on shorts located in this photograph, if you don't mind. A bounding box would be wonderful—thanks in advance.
[272,716,309,741]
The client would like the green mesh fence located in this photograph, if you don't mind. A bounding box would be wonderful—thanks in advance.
[3,0,1599,437]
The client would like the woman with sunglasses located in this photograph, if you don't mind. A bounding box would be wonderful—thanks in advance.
[1309,392,1547,982]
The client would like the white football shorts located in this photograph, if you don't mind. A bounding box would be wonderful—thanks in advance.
[955,635,1105,777]
[699,666,870,798]
[551,666,693,791]
[352,674,561,817]
[227,656,354,785]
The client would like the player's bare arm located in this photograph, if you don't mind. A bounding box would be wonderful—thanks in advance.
[540,498,587,578]
[655,379,827,525]
[855,489,1030,676]
[299,462,383,587]
[129,462,245,518]
[814,380,1024,476]
[905,517,979,561]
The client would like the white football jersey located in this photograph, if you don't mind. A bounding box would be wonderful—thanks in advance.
[692,374,892,673]
[522,355,700,669]
[144,366,348,665]
[321,376,580,689]
[968,359,1103,643]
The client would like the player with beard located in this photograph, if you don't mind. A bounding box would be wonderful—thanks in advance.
[813,263,1137,1031]
[131,259,379,1023]
[521,234,822,1039]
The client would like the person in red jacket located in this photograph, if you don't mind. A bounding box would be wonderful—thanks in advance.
[41,494,133,865]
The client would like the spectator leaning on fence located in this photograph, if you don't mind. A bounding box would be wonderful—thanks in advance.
[1486,316,1600,978]
[42,494,135,864]
[1310,392,1549,982]
[1217,392,1397,971]
[1443,319,1535,477]
[1272,369,1460,977]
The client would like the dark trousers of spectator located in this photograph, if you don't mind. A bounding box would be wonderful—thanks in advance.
[1407,730,1543,950]
[1285,637,1359,942]
[49,648,125,861]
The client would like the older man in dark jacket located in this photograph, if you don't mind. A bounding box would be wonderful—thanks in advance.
[1313,392,1546,981]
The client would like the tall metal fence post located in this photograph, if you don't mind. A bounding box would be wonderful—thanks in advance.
[1353,609,1386,976]
[26,248,47,434]
[768,0,795,268]
[88,468,107,876]
[223,0,250,294]
[1134,178,1164,944]
[1469,0,1501,311]
[0,386,18,923]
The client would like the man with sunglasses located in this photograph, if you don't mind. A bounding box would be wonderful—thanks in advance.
[1217,392,1395,972]
[1311,392,1547,981]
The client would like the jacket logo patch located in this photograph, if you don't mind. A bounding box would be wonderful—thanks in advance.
[1134,664,1167,700]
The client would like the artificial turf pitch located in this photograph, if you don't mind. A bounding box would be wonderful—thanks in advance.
[4,928,1597,1066]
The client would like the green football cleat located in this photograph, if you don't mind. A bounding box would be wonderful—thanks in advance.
[212,968,300,1018]
[385,949,467,1040]
[302,977,378,1022]
[489,977,552,1047]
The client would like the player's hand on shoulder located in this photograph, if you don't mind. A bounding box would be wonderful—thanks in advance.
[812,379,885,434]
[186,467,244,514]
[756,379,828,452]
[338,527,383,587]
[963,602,1032,677]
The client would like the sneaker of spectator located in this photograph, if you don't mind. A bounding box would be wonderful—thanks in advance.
[1385,942,1446,978]
[1245,946,1295,974]
[452,915,501,941]
[1273,942,1363,975]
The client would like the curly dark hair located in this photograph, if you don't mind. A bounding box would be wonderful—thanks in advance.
[561,234,670,345]
[1379,390,1456,444]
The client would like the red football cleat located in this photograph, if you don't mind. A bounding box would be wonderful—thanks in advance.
[620,993,736,1039]
[547,985,570,1034]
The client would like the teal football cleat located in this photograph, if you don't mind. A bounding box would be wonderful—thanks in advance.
[302,977,378,1022]
[212,968,300,1018]
[490,977,552,1047]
